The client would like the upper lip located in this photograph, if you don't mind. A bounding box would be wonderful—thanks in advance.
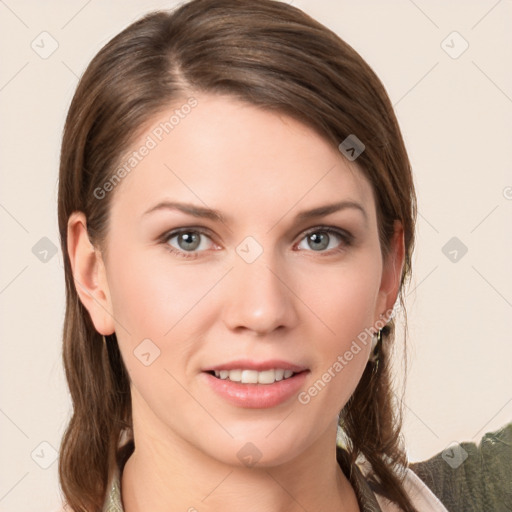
[203,359,308,373]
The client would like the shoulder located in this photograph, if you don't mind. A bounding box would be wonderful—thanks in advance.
[409,422,512,512]
[356,457,449,511]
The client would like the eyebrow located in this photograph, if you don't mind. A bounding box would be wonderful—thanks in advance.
[142,200,367,224]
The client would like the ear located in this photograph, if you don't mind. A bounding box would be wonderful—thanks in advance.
[375,220,405,323]
[67,211,115,335]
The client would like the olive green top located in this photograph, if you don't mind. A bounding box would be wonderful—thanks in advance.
[102,422,512,511]
[409,421,512,511]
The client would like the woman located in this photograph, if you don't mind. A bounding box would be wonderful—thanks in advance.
[57,1,511,511]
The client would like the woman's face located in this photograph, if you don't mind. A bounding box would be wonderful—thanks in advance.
[77,93,403,466]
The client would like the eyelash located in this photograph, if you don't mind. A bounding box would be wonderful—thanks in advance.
[160,226,354,260]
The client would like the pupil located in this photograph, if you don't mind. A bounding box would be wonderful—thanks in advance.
[310,232,328,250]
[180,232,199,249]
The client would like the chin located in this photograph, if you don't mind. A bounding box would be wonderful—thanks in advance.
[196,426,313,469]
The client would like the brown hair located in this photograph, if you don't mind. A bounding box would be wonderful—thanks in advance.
[57,1,417,510]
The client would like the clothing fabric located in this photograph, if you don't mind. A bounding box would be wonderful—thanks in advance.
[101,422,512,511]
[408,422,512,512]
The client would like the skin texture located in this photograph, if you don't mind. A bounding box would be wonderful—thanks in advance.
[67,93,405,512]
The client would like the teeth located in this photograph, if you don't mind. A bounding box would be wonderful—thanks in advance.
[228,369,242,382]
[257,369,275,384]
[241,370,259,384]
[212,368,297,384]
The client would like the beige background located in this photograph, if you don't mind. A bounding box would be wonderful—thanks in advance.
[1,0,511,510]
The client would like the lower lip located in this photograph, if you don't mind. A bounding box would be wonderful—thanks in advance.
[202,371,309,409]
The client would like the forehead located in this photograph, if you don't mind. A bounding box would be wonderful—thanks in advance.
[108,93,375,223]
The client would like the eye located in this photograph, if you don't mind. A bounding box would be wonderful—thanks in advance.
[162,228,216,259]
[160,225,353,260]
[296,227,353,254]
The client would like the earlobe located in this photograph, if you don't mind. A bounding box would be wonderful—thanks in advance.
[377,220,406,320]
[67,211,115,335]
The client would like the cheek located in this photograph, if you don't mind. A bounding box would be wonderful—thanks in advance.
[107,247,225,351]
[304,255,382,344]
[104,247,226,442]
[106,249,219,398]
[298,255,381,404]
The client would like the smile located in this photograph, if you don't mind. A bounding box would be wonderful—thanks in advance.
[203,369,309,409]
[211,368,296,384]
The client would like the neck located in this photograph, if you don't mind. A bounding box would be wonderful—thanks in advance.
[121,398,360,512]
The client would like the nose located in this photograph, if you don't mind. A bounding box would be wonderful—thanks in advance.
[222,249,299,336]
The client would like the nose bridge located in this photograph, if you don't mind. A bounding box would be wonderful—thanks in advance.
[222,238,298,334]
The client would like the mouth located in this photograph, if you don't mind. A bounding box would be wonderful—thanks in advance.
[202,364,309,408]
[206,368,302,385]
